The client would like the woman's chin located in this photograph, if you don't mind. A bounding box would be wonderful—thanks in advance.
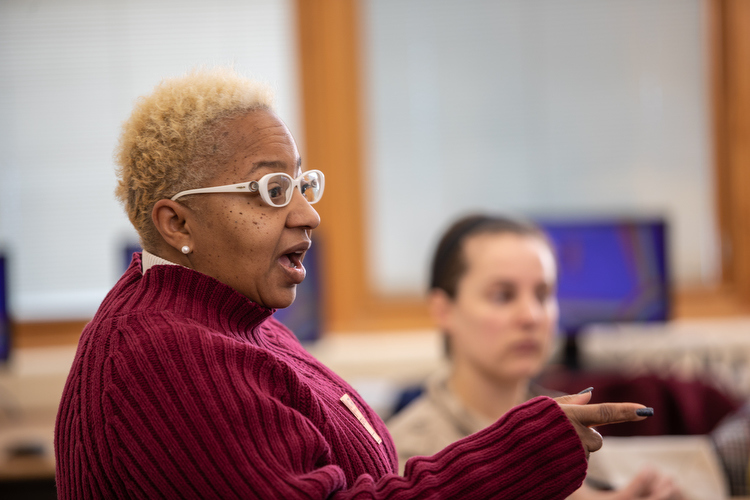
[263,287,297,309]
[498,362,545,382]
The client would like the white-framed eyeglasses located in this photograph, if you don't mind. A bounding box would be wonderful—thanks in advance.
[170,169,325,208]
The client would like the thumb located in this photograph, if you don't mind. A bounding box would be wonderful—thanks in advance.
[619,468,658,496]
[554,388,593,406]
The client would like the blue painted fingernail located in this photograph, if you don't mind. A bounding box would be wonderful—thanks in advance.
[577,387,594,395]
[636,408,654,417]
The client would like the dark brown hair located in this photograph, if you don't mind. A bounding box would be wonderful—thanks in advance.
[429,214,549,298]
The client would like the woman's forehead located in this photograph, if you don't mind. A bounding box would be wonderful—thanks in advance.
[245,157,302,178]
[462,233,556,281]
[219,110,300,179]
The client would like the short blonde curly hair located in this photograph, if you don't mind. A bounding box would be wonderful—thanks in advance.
[114,66,275,250]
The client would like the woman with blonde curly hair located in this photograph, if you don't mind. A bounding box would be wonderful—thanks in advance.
[55,67,653,499]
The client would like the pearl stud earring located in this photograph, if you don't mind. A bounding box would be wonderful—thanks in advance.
[181,245,191,254]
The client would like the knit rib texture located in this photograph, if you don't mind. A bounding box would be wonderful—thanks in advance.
[55,253,587,499]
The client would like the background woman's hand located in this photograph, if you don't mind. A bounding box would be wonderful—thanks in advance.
[610,468,684,500]
[572,468,684,500]
[554,392,651,458]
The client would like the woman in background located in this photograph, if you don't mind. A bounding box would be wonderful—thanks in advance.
[388,214,683,499]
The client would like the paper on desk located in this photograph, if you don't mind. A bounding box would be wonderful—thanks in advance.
[586,435,728,500]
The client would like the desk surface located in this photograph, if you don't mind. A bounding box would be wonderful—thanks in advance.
[0,409,56,480]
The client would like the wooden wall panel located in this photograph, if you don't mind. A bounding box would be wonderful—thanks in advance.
[13,320,88,348]
[724,0,750,302]
[296,0,431,332]
[296,0,749,333]
[713,0,750,305]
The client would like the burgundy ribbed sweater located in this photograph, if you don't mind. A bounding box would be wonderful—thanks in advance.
[55,254,587,499]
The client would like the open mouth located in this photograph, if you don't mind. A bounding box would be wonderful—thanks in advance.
[279,251,303,269]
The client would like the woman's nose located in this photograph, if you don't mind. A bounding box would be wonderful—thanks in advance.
[516,295,543,326]
[287,189,321,230]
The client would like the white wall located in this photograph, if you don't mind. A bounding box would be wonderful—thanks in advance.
[362,0,716,295]
[0,0,300,320]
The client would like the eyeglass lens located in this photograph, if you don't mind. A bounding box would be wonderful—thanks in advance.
[265,171,322,206]
[267,176,292,206]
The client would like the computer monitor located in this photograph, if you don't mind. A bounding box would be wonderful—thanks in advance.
[123,243,142,272]
[0,254,11,364]
[537,217,670,335]
[273,240,322,343]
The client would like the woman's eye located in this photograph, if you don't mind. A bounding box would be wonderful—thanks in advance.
[301,179,318,194]
[267,186,284,201]
[535,285,554,304]
[489,289,515,303]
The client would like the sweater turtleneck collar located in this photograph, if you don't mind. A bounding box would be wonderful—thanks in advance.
[124,252,276,342]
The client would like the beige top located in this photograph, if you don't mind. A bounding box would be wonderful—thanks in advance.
[141,249,181,272]
[387,368,558,474]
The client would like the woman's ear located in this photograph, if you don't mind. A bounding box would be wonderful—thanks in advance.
[428,289,454,331]
[151,199,193,253]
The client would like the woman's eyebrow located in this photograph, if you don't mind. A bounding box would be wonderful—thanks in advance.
[250,160,287,172]
[487,280,515,289]
[244,158,303,180]
[249,158,302,173]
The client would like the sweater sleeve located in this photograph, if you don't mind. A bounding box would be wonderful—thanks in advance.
[399,396,588,498]
[98,320,586,499]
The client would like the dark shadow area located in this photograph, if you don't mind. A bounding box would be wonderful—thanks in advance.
[0,478,56,500]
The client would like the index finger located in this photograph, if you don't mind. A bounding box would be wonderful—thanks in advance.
[563,402,652,428]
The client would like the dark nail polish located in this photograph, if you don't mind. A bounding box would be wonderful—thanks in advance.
[577,387,594,395]
[636,407,654,417]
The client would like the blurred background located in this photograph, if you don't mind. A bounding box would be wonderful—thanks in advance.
[1,0,749,498]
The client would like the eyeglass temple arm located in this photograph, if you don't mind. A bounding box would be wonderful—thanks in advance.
[170,181,258,201]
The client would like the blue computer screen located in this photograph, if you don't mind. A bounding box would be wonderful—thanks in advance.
[124,243,142,272]
[537,218,670,334]
[0,255,10,363]
[272,240,322,343]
